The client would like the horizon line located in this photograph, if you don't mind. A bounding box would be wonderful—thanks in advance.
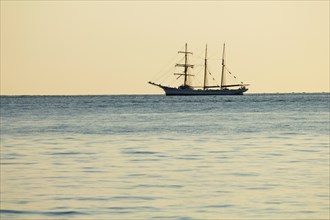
[1,92,329,97]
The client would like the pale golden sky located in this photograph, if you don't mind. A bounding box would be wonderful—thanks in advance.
[1,1,329,95]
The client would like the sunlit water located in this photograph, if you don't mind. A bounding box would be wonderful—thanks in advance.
[1,94,329,219]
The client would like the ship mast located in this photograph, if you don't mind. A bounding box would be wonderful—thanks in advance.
[184,43,188,86]
[221,43,226,88]
[176,43,193,87]
[203,44,208,90]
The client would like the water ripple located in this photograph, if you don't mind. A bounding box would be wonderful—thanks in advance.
[123,151,159,155]
[111,196,161,201]
[0,209,86,216]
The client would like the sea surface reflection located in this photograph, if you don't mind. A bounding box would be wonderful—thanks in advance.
[1,94,329,219]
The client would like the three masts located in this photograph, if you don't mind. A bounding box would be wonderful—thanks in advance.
[149,43,249,96]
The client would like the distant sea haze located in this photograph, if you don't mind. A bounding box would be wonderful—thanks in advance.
[1,93,329,219]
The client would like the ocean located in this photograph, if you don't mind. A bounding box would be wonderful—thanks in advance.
[0,93,329,219]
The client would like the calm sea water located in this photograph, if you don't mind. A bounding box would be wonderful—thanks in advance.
[1,94,329,220]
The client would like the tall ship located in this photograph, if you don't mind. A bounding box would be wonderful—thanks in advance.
[149,43,249,96]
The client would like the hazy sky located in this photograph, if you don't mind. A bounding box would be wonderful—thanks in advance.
[1,1,329,95]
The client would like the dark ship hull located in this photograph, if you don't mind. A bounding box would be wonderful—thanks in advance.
[150,83,248,96]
